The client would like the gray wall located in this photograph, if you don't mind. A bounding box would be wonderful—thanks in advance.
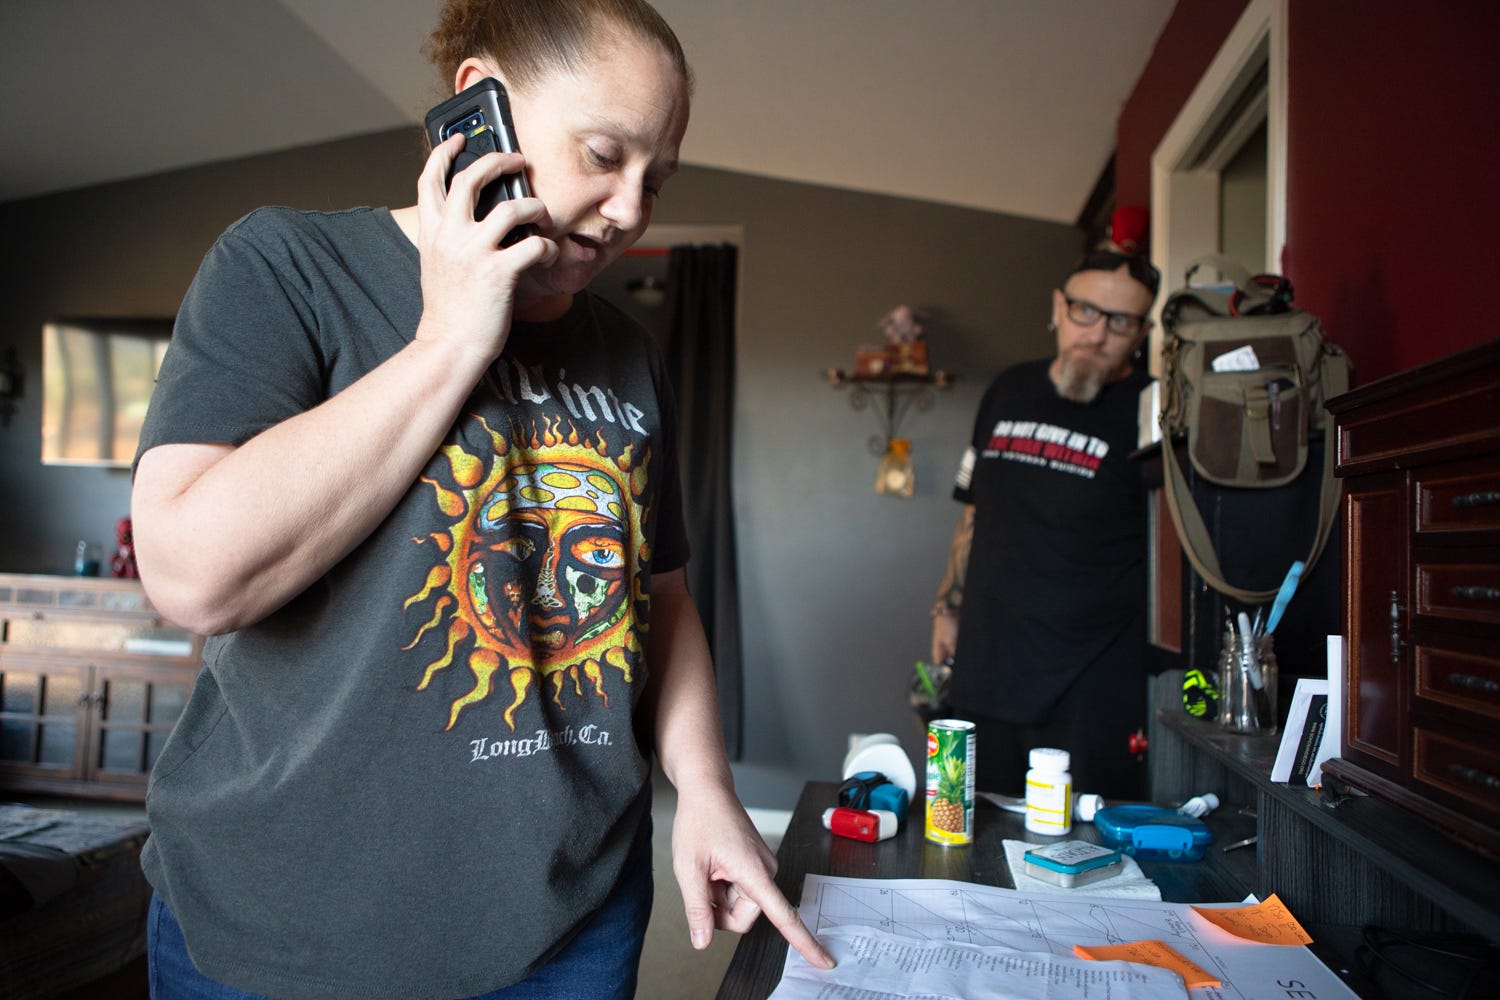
[0,129,429,575]
[0,128,1082,806]
[647,169,1082,800]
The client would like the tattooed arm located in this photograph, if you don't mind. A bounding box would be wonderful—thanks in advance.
[930,504,974,665]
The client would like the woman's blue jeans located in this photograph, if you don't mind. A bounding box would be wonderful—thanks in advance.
[148,833,654,1000]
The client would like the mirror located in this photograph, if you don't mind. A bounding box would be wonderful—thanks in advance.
[42,318,172,467]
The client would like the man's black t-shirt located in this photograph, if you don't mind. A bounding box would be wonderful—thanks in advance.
[949,358,1150,724]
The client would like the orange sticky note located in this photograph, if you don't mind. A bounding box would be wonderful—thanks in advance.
[1191,893,1314,945]
[1072,939,1221,988]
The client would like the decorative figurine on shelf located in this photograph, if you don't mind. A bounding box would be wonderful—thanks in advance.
[879,304,926,344]
[853,304,931,379]
[110,516,139,579]
[879,304,929,376]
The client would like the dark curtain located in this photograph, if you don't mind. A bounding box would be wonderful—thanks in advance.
[662,244,743,759]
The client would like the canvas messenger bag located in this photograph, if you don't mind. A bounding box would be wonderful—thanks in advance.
[1158,255,1351,604]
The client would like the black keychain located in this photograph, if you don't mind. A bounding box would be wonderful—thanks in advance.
[838,772,890,811]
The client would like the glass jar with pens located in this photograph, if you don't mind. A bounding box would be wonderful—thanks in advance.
[1218,612,1278,735]
[1217,560,1302,736]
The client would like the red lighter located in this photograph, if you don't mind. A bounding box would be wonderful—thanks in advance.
[821,807,898,843]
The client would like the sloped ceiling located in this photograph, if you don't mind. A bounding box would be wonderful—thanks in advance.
[1,0,1174,223]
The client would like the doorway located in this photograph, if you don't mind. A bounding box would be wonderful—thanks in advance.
[1148,0,1286,372]
[593,224,749,758]
[1143,0,1286,654]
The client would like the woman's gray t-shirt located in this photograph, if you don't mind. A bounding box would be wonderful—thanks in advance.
[136,206,688,998]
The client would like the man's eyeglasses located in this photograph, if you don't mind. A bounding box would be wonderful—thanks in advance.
[1063,295,1150,337]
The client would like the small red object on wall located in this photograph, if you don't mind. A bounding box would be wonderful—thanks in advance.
[1110,205,1149,254]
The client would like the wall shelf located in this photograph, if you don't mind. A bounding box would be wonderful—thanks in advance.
[824,369,954,455]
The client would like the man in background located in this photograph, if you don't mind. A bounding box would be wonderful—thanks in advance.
[930,248,1160,799]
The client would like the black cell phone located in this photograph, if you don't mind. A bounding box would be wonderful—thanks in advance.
[423,77,535,244]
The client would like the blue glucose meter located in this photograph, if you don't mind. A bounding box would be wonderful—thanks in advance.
[1093,805,1212,862]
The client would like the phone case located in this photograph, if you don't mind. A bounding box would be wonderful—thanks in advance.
[424,77,533,238]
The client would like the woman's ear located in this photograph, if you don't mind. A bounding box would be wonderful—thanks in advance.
[454,57,502,94]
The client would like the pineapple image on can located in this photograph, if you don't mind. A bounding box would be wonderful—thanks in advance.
[925,719,975,845]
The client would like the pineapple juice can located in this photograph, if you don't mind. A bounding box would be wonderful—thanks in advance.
[925,719,975,845]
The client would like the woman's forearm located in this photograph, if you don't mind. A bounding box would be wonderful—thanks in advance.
[646,570,734,795]
[132,336,489,634]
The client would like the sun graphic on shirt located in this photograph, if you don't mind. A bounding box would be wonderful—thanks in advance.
[403,414,650,731]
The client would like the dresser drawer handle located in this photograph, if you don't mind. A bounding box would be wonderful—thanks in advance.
[1452,490,1500,508]
[1448,763,1500,791]
[1390,590,1405,666]
[1449,672,1500,695]
[1451,585,1500,601]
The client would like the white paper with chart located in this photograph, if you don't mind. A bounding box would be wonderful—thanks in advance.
[768,874,1360,1000]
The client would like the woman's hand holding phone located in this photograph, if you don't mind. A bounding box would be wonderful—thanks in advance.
[425,77,534,235]
[411,133,556,373]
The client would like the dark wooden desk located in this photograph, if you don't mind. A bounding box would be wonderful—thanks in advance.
[714,781,1253,1000]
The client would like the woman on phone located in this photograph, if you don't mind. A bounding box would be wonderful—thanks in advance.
[130,1,833,996]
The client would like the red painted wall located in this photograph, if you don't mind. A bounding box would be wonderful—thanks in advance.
[1284,3,1500,382]
[1115,0,1249,209]
[1118,1,1500,383]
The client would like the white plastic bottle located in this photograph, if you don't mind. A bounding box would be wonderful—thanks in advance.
[1024,747,1073,835]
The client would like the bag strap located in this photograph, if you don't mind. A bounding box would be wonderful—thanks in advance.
[1158,325,1350,604]
[1161,427,1339,603]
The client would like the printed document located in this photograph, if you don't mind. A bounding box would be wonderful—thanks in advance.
[768,875,1360,1000]
[770,923,1187,999]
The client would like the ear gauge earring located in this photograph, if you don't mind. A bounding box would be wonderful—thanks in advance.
[1047,321,1057,333]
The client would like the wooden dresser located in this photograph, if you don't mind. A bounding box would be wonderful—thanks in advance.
[1326,338,1500,855]
[0,573,203,801]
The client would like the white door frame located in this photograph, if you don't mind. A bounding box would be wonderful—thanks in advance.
[1148,0,1287,374]
[632,222,747,339]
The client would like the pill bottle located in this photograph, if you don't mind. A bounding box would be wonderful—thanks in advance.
[1024,747,1073,835]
